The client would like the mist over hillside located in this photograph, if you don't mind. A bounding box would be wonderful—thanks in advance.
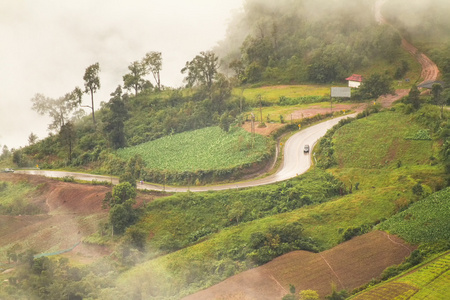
[215,0,399,84]
[382,0,450,42]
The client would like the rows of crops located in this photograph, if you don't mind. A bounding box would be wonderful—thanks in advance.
[117,126,270,172]
[351,253,450,299]
[377,187,450,244]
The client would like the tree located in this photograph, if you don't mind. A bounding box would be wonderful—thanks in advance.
[142,51,162,90]
[111,182,137,206]
[431,83,444,118]
[219,112,233,133]
[181,51,219,89]
[357,73,394,99]
[123,61,148,96]
[406,84,421,110]
[229,59,245,83]
[28,132,38,145]
[103,86,128,149]
[31,88,83,131]
[59,122,76,164]
[211,73,232,114]
[109,200,137,235]
[83,62,101,126]
[0,145,11,160]
[106,182,138,235]
[228,201,245,223]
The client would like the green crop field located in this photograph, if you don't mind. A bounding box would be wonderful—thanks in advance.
[116,126,270,172]
[351,252,450,299]
[377,187,450,244]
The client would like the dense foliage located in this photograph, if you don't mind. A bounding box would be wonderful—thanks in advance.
[218,0,402,85]
[142,169,345,253]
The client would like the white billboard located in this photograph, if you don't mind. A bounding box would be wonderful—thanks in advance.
[331,87,351,98]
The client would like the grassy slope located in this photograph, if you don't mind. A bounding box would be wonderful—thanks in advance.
[116,126,270,172]
[109,110,444,299]
[333,111,434,169]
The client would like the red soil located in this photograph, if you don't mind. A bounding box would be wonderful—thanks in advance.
[0,173,162,263]
[184,231,415,300]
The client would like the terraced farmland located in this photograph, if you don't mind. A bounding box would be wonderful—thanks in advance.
[351,252,450,299]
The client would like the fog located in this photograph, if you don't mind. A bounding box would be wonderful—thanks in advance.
[0,0,243,149]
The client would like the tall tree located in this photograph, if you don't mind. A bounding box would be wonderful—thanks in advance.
[28,132,38,145]
[142,51,162,90]
[83,62,101,126]
[123,61,148,96]
[432,83,444,118]
[59,121,76,164]
[31,87,83,131]
[181,51,219,89]
[211,73,232,114]
[103,86,128,149]
[406,84,421,110]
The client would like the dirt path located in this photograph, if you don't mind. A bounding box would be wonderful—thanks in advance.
[376,0,440,85]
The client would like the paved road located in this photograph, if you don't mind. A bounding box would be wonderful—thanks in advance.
[17,114,356,192]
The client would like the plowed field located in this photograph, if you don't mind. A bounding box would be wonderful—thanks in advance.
[184,231,415,300]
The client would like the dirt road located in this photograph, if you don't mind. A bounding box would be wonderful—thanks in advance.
[375,0,440,84]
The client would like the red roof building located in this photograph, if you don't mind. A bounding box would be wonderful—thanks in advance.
[346,74,363,88]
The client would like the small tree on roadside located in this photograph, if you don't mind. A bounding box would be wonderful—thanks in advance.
[104,182,138,236]
[59,121,76,164]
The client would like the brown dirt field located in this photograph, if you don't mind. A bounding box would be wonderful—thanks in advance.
[0,173,163,263]
[0,173,112,261]
[241,121,286,136]
[183,231,415,300]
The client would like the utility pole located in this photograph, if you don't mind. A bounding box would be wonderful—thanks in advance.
[251,113,255,149]
[259,94,263,124]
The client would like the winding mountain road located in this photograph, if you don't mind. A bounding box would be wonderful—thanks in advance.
[17,2,439,193]
[17,113,356,192]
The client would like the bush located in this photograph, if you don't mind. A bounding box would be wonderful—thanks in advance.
[247,222,319,265]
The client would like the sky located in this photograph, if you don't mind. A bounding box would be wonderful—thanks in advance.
[0,0,244,149]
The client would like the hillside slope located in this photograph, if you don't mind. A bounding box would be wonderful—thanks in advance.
[184,231,414,300]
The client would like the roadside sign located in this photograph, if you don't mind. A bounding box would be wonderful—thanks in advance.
[331,87,351,98]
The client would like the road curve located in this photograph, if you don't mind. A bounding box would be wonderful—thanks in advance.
[17,114,356,192]
[375,0,439,83]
